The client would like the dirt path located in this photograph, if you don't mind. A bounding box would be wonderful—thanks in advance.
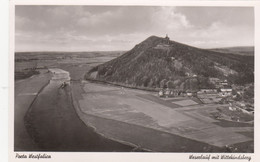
[24,69,134,151]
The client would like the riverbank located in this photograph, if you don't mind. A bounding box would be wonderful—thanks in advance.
[21,69,137,151]
[14,71,51,151]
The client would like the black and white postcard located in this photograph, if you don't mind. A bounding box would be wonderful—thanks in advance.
[9,0,260,162]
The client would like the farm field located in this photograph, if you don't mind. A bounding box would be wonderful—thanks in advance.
[72,81,253,151]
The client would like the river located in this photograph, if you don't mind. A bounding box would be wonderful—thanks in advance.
[22,68,135,151]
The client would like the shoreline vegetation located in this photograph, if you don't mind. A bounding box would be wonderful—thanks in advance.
[84,76,159,92]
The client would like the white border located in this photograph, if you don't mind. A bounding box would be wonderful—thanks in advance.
[10,0,260,6]
[9,1,260,162]
[0,0,9,162]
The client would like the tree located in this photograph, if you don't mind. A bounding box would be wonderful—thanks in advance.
[243,85,254,100]
[167,80,175,89]
[142,76,149,87]
[160,79,167,88]
[189,78,199,90]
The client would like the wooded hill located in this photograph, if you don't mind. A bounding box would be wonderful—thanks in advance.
[86,36,254,90]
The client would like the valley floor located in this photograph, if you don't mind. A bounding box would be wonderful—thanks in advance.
[71,81,253,152]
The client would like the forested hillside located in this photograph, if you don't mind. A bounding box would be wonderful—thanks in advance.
[86,36,254,90]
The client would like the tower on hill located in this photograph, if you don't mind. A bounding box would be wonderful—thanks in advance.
[165,34,170,44]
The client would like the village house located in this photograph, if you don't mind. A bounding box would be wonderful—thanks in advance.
[209,77,221,84]
[185,72,191,77]
[158,88,185,98]
[158,90,164,97]
[165,88,171,97]
[220,85,232,97]
[209,78,231,89]
[186,92,197,97]
[198,88,218,94]
[220,80,229,86]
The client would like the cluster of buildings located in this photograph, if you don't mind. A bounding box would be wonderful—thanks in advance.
[230,102,254,115]
[158,77,254,116]
[158,89,196,98]
[158,78,233,98]
[209,78,233,97]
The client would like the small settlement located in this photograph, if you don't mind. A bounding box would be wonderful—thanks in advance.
[158,78,231,98]
[158,77,254,115]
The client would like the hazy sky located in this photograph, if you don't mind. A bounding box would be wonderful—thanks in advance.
[15,6,254,52]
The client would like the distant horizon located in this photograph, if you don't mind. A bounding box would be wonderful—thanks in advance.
[15,50,127,53]
[15,44,255,53]
[14,36,254,53]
